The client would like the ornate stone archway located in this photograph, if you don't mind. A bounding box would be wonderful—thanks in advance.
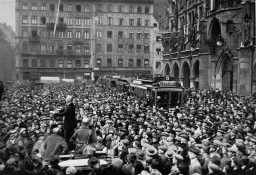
[172,62,179,81]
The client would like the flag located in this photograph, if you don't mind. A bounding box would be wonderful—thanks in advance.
[53,0,61,37]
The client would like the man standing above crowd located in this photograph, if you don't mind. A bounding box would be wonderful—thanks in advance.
[54,95,77,150]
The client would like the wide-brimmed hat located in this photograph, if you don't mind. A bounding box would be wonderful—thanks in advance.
[165,149,173,159]
[127,153,137,162]
[146,146,157,157]
[136,150,145,160]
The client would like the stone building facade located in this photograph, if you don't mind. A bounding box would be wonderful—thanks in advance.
[162,0,255,96]
[15,0,157,81]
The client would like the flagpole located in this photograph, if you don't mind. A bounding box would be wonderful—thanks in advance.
[53,0,61,38]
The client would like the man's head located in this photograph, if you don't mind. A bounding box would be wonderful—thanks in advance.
[66,95,73,103]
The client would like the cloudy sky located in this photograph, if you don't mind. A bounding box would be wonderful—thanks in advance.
[0,0,15,30]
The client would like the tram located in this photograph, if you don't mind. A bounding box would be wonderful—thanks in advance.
[130,76,185,108]
[116,77,133,92]
[99,75,120,88]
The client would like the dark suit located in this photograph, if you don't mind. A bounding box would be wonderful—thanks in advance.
[54,102,77,149]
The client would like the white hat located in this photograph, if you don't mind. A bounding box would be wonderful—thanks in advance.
[66,166,77,175]
[82,117,91,125]
[66,95,73,103]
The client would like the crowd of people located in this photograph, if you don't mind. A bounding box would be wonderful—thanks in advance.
[1,81,256,175]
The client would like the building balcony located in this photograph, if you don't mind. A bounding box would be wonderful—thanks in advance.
[46,22,67,31]
[28,35,40,42]
[73,39,84,45]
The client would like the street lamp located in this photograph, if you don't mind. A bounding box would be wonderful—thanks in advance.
[216,35,225,46]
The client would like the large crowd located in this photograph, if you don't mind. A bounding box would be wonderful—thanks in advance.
[1,81,256,175]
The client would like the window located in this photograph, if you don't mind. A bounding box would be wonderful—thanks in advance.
[50,4,55,11]
[67,18,73,25]
[108,5,113,12]
[75,31,81,39]
[31,17,37,24]
[156,48,161,55]
[129,33,134,39]
[96,31,102,38]
[59,17,64,23]
[129,6,134,13]
[84,60,90,68]
[31,44,39,52]
[156,62,161,69]
[41,3,46,10]
[118,44,123,52]
[129,44,134,52]
[32,3,37,10]
[75,45,81,53]
[145,19,149,26]
[199,6,203,20]
[84,5,90,12]
[59,4,64,11]
[144,33,149,39]
[118,5,123,12]
[108,17,113,25]
[23,59,28,67]
[67,60,72,68]
[76,60,81,67]
[41,59,46,67]
[96,58,102,67]
[96,4,102,12]
[84,18,90,26]
[22,30,28,37]
[84,31,90,39]
[41,44,46,51]
[145,6,150,14]
[137,18,142,26]
[22,3,28,10]
[49,17,54,23]
[107,31,112,38]
[118,59,123,67]
[96,44,102,52]
[67,45,72,52]
[144,45,150,53]
[118,18,123,26]
[136,45,142,52]
[107,44,113,52]
[137,6,142,13]
[96,17,102,25]
[67,31,72,38]
[50,45,54,52]
[58,32,64,38]
[144,59,149,67]
[153,23,158,27]
[50,60,55,67]
[76,5,81,12]
[58,60,64,68]
[75,18,81,25]
[129,19,134,26]
[67,4,72,11]
[84,44,90,53]
[31,30,38,37]
[129,59,133,67]
[137,59,141,67]
[57,45,63,54]
[118,31,123,38]
[136,33,142,39]
[107,59,112,67]
[32,59,37,67]
[41,17,46,24]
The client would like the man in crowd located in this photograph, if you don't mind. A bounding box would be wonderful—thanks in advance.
[54,95,77,150]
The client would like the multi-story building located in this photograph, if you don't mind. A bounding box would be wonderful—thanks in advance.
[16,0,156,81]
[0,23,16,82]
[162,0,255,96]
[150,16,163,77]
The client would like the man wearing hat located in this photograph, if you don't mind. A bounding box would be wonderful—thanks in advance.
[54,95,77,150]
[44,126,68,161]
[188,146,202,175]
[70,117,97,154]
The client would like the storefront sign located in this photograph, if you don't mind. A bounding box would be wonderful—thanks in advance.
[159,81,177,87]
